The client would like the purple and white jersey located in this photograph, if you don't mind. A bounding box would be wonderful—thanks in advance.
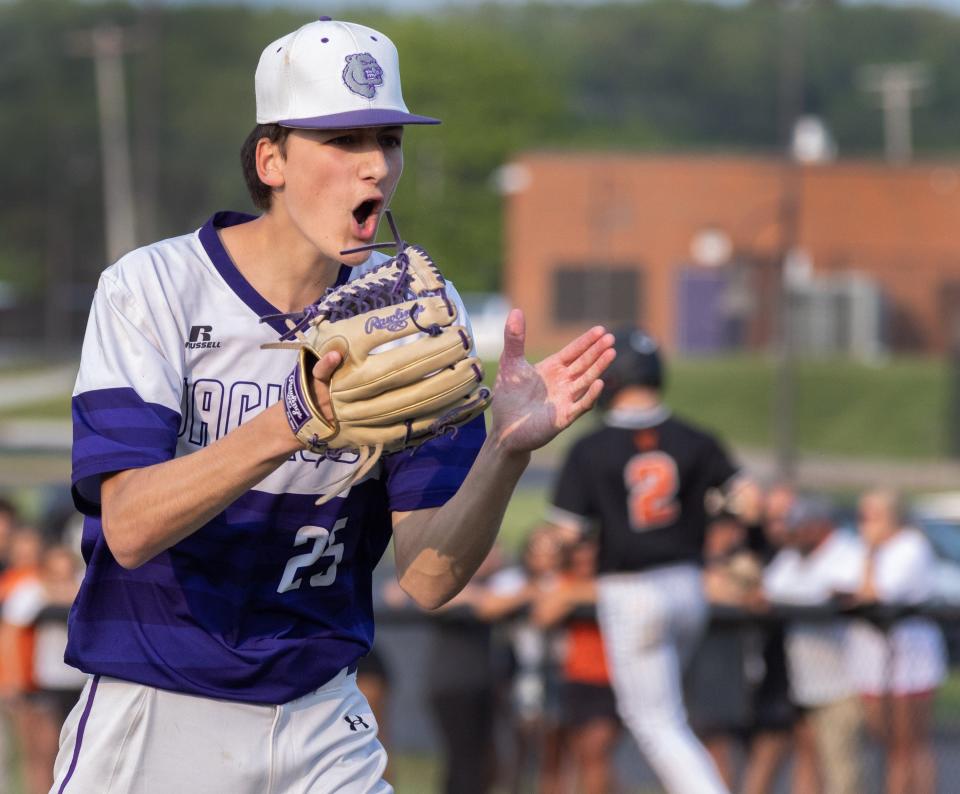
[69,211,485,704]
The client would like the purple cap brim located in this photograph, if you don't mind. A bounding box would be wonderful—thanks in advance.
[278,109,440,129]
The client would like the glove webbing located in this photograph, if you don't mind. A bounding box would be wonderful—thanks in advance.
[260,222,452,348]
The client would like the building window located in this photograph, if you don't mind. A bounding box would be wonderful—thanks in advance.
[553,266,640,326]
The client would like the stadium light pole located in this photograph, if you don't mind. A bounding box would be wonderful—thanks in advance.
[773,0,807,482]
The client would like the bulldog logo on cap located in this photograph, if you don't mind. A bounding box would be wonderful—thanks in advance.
[342,53,384,99]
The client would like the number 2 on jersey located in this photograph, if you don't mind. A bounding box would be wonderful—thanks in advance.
[624,451,680,531]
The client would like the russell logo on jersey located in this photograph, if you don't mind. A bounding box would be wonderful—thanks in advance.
[185,325,222,350]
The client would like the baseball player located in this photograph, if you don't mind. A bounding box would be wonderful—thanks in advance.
[54,18,614,794]
[548,329,758,794]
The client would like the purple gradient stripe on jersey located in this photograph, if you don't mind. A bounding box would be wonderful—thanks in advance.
[57,675,100,794]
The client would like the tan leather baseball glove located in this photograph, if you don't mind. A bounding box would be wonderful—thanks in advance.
[263,213,491,504]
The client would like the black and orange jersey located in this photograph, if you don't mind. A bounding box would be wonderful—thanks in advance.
[551,407,738,575]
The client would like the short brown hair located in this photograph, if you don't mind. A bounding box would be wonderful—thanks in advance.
[240,124,292,211]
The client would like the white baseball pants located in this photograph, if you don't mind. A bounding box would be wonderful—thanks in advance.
[50,667,390,794]
[597,564,729,794]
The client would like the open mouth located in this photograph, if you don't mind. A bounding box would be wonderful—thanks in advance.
[352,199,380,227]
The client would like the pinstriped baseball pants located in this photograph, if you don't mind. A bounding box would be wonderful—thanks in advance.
[597,564,729,794]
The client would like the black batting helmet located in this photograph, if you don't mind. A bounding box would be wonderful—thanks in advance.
[598,328,665,409]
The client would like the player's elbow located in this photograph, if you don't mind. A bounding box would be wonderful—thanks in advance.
[399,577,460,611]
[100,471,162,569]
[418,595,449,611]
[112,549,149,570]
[101,512,152,569]
[394,543,466,610]
[105,536,150,570]
[406,587,451,612]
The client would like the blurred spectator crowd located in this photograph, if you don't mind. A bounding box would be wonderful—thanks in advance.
[0,497,84,794]
[0,483,953,793]
[369,483,951,794]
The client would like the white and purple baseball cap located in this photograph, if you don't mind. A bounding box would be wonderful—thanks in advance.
[255,17,440,129]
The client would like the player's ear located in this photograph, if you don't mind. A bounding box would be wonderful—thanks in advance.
[256,137,286,190]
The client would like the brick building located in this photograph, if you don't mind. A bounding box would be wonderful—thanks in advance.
[503,154,960,354]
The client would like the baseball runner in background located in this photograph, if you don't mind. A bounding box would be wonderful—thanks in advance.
[548,330,759,794]
[54,18,614,793]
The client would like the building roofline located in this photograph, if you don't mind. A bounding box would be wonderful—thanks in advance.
[510,150,960,174]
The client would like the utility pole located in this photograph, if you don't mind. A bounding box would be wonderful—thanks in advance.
[773,0,807,483]
[135,1,163,242]
[67,24,139,264]
[860,62,930,165]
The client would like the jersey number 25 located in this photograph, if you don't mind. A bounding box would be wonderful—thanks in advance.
[276,518,346,594]
[624,451,680,531]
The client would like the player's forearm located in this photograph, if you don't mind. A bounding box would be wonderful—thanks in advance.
[102,402,301,569]
[393,438,530,609]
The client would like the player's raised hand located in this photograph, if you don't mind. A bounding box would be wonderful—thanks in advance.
[490,309,615,454]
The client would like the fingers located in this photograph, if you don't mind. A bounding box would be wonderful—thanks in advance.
[571,345,617,397]
[500,308,526,362]
[554,330,615,406]
[566,332,616,380]
[567,379,605,422]
[556,326,610,367]
[310,351,343,424]
[312,350,343,382]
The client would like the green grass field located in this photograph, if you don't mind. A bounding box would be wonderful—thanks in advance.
[667,355,949,460]
[0,396,72,420]
[483,354,951,462]
[0,355,951,460]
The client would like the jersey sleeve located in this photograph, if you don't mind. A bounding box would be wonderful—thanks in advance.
[71,270,184,516]
[382,414,486,511]
[700,434,740,491]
